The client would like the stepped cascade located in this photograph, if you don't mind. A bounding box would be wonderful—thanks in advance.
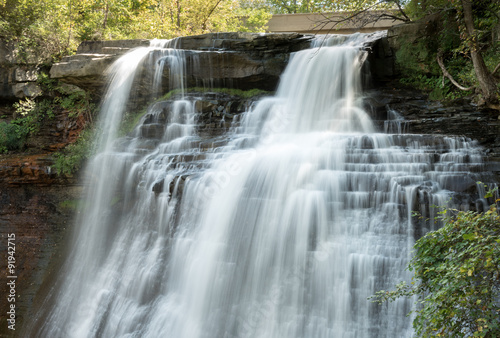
[29,33,497,338]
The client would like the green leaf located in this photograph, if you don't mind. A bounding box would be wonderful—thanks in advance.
[463,233,476,240]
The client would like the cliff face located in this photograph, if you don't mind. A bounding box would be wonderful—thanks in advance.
[0,103,85,337]
[0,33,321,336]
[49,33,314,97]
[49,32,395,96]
[0,184,82,336]
[0,31,499,336]
[0,40,45,101]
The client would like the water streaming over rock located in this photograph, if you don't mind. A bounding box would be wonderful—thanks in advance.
[31,33,495,338]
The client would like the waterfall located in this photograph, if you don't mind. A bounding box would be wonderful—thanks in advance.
[30,34,494,338]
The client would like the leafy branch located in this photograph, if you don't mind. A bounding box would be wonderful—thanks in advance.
[371,185,500,337]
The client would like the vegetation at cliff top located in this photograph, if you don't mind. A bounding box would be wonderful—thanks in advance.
[1,0,498,104]
[393,0,500,106]
[371,186,500,337]
[0,0,271,64]
[285,0,499,106]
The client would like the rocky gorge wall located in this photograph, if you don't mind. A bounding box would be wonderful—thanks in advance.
[0,30,499,337]
[0,41,42,101]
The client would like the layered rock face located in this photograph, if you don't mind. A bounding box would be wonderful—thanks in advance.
[50,33,314,95]
[50,32,395,96]
[366,86,500,180]
[0,41,42,100]
[0,34,321,336]
[0,31,499,336]
[0,184,82,336]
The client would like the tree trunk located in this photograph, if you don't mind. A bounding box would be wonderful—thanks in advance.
[461,0,498,105]
[200,0,223,32]
[176,0,181,29]
[103,1,109,30]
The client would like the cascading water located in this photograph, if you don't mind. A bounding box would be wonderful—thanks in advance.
[29,33,495,338]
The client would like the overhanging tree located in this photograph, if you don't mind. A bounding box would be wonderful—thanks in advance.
[312,0,500,107]
[456,0,498,105]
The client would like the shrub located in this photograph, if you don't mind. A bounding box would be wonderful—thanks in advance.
[0,122,26,153]
[52,128,95,176]
[372,187,500,337]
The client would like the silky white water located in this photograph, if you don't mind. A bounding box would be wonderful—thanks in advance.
[31,34,492,338]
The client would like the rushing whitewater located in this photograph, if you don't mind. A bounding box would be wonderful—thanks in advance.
[30,34,493,338]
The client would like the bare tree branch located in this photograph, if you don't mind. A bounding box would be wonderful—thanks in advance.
[394,0,410,22]
[201,0,223,31]
[311,1,410,35]
[436,51,475,91]
[492,62,500,76]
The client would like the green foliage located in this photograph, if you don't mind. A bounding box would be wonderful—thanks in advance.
[0,122,25,153]
[58,199,80,211]
[394,15,489,102]
[118,108,148,137]
[399,74,474,101]
[236,6,272,32]
[372,188,500,337]
[158,87,271,101]
[0,73,95,156]
[53,128,95,176]
[404,0,450,20]
[37,71,58,92]
[393,0,500,103]
[0,0,77,63]
[12,97,44,135]
[0,0,272,65]
[0,97,47,152]
[37,71,96,119]
[396,37,474,101]
[396,39,438,76]
[54,88,95,119]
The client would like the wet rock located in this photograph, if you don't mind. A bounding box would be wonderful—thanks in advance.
[140,123,164,139]
[172,32,312,54]
[195,100,217,113]
[368,36,395,82]
[76,39,150,54]
[439,175,476,193]
[49,54,116,94]
[368,83,500,181]
[152,179,164,194]
[49,33,314,96]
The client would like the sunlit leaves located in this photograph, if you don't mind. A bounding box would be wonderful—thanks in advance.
[76,0,268,38]
[0,0,270,63]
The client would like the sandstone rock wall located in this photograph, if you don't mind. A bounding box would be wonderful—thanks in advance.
[367,85,500,181]
[0,31,499,336]
[0,184,82,336]
[49,32,396,100]
[0,41,42,101]
[50,33,314,97]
